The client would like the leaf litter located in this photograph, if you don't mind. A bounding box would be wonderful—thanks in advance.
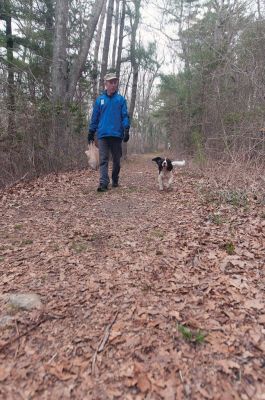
[0,154,264,399]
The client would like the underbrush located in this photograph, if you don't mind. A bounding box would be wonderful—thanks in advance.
[189,156,265,207]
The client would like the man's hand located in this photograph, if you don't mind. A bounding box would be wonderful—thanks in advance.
[123,128,130,143]
[88,131,95,144]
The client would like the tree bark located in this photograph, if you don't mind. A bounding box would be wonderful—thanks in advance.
[67,0,105,101]
[43,0,54,97]
[92,0,107,101]
[7,8,15,136]
[128,0,140,120]
[257,0,261,19]
[1,0,15,137]
[51,0,69,103]
[116,0,125,80]
[99,0,115,91]
[178,0,192,131]
[111,0,120,68]
[123,0,140,159]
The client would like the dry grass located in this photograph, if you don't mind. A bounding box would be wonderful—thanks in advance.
[188,155,265,198]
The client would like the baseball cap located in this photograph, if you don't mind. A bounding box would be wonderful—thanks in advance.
[104,72,118,81]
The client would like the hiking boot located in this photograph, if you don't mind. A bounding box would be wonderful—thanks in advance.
[97,185,108,192]
[112,182,119,188]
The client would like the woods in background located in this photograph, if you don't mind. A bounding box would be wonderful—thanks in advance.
[0,0,265,186]
[154,0,265,163]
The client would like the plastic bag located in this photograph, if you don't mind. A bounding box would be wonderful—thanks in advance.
[85,142,99,170]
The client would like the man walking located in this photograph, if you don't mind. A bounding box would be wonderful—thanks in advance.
[88,72,130,192]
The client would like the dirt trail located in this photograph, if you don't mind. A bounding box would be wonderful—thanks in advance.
[0,154,264,399]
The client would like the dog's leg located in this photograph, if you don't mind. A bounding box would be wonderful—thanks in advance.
[167,172,173,190]
[158,174,164,191]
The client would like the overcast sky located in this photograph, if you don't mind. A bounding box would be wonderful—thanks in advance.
[140,2,180,74]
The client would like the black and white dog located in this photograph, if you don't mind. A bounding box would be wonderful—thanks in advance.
[152,157,185,191]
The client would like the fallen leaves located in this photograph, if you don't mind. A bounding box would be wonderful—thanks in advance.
[136,373,151,393]
[244,298,264,310]
[45,362,75,381]
[215,359,241,374]
[0,155,264,399]
[0,366,11,382]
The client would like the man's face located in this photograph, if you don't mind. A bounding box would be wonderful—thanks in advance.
[105,79,118,95]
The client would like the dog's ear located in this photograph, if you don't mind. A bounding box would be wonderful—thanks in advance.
[167,159,173,170]
[152,157,162,165]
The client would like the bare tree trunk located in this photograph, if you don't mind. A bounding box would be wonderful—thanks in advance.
[257,0,261,19]
[141,66,160,133]
[116,0,125,80]
[43,0,54,97]
[123,67,132,98]
[123,0,140,159]
[1,0,15,137]
[51,0,70,161]
[177,0,195,145]
[99,0,115,91]
[6,10,15,137]
[128,0,140,120]
[51,0,69,103]
[111,0,120,68]
[92,0,107,101]
[67,0,105,101]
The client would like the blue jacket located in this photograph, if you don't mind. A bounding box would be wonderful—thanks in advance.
[89,90,130,139]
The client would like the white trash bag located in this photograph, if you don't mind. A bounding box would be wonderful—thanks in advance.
[85,142,99,170]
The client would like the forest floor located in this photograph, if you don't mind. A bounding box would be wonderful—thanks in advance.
[0,153,264,400]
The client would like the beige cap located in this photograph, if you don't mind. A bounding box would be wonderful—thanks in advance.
[104,72,118,81]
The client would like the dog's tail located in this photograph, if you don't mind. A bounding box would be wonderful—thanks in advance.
[172,160,186,167]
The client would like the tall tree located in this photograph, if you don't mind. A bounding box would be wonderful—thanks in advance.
[92,0,107,100]
[42,0,54,96]
[52,0,105,103]
[67,0,105,100]
[1,0,15,136]
[128,0,141,120]
[99,0,115,90]
[111,0,120,68]
[51,0,69,102]
[116,0,126,79]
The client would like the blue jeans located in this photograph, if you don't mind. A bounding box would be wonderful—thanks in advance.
[98,137,122,187]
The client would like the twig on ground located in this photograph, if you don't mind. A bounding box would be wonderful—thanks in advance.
[91,310,119,376]
[47,352,58,364]
[15,320,20,336]
[14,320,20,358]
[179,370,184,382]
[98,310,119,352]
[5,173,29,190]
[0,314,65,353]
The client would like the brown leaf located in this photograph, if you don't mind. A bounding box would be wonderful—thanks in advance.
[0,366,11,382]
[245,299,264,310]
[137,373,151,393]
[45,363,75,381]
[258,314,265,324]
[168,310,180,319]
[216,359,240,374]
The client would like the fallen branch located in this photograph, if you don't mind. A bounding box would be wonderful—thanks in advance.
[5,172,29,190]
[91,310,119,376]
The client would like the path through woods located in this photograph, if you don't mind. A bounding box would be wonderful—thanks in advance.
[0,154,264,399]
